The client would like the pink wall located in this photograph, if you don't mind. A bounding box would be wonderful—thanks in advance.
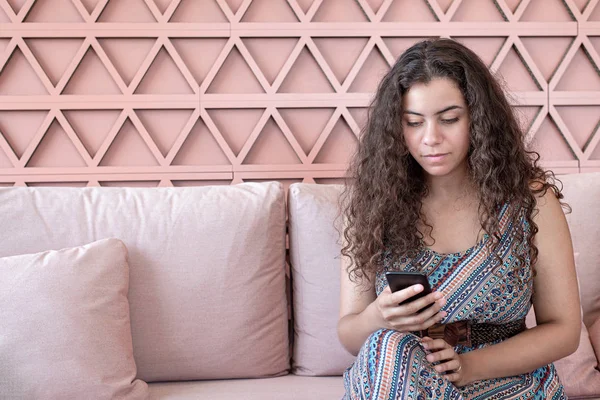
[0,0,599,188]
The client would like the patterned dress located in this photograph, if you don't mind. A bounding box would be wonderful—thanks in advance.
[343,204,566,399]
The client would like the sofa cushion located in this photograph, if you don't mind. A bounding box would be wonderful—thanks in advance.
[555,324,600,400]
[0,183,289,382]
[148,375,343,400]
[590,319,600,367]
[287,177,600,389]
[0,238,148,400]
[526,308,600,399]
[559,172,600,327]
[287,183,355,375]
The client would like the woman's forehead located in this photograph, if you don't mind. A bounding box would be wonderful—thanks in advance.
[402,78,466,115]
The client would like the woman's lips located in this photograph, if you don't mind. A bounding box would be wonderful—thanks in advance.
[423,153,448,162]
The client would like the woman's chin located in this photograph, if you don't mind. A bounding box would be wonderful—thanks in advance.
[424,167,472,181]
[418,159,469,179]
[420,165,453,177]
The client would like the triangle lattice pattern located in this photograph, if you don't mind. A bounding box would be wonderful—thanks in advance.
[0,0,597,187]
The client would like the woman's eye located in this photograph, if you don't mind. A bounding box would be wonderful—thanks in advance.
[406,121,422,127]
[441,118,459,124]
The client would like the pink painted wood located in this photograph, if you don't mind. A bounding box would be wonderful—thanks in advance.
[0,0,598,187]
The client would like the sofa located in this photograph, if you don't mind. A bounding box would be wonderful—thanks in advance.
[0,172,598,399]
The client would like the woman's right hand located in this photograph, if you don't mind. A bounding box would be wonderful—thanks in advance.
[371,284,447,333]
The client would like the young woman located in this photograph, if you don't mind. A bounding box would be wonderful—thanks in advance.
[338,38,580,399]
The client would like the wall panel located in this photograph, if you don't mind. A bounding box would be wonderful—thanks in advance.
[0,0,599,187]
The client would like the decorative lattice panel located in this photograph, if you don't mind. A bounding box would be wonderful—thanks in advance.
[0,0,599,188]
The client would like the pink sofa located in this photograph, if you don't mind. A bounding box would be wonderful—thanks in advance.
[0,172,598,399]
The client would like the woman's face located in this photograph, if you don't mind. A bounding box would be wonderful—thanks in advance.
[401,78,471,179]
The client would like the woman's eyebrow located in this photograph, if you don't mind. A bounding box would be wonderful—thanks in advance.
[403,105,463,116]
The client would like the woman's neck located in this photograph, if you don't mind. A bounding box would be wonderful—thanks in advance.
[425,164,475,203]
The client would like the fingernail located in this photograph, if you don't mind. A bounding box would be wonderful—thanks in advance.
[435,366,442,372]
[414,284,423,293]
[422,343,428,349]
[426,355,434,362]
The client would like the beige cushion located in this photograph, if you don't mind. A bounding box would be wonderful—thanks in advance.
[148,375,343,400]
[287,183,355,375]
[554,325,600,399]
[589,319,600,368]
[0,183,289,382]
[287,176,600,386]
[0,238,148,400]
[560,172,600,327]
[526,308,600,398]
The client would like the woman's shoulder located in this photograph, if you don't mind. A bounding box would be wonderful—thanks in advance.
[515,180,566,239]
[528,179,562,213]
[499,179,562,233]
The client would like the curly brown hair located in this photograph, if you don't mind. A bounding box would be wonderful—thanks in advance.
[339,38,565,284]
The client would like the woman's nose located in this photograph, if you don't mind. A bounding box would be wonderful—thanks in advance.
[422,122,442,146]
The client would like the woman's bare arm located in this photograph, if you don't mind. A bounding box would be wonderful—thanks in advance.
[337,259,380,356]
[458,189,581,385]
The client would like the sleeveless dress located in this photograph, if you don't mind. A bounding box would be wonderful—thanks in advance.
[343,204,567,399]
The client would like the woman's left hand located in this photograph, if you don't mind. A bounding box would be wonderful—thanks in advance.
[421,336,469,386]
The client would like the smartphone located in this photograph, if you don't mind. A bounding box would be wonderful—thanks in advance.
[385,271,433,308]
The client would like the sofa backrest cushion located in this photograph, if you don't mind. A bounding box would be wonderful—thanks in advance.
[559,172,600,328]
[526,300,600,398]
[288,174,600,377]
[287,183,355,375]
[590,319,600,364]
[0,183,289,382]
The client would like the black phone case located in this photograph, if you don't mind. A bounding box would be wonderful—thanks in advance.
[385,272,433,306]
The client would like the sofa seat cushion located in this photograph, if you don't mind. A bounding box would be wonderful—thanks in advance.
[148,376,343,399]
[0,238,148,399]
[0,183,289,382]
